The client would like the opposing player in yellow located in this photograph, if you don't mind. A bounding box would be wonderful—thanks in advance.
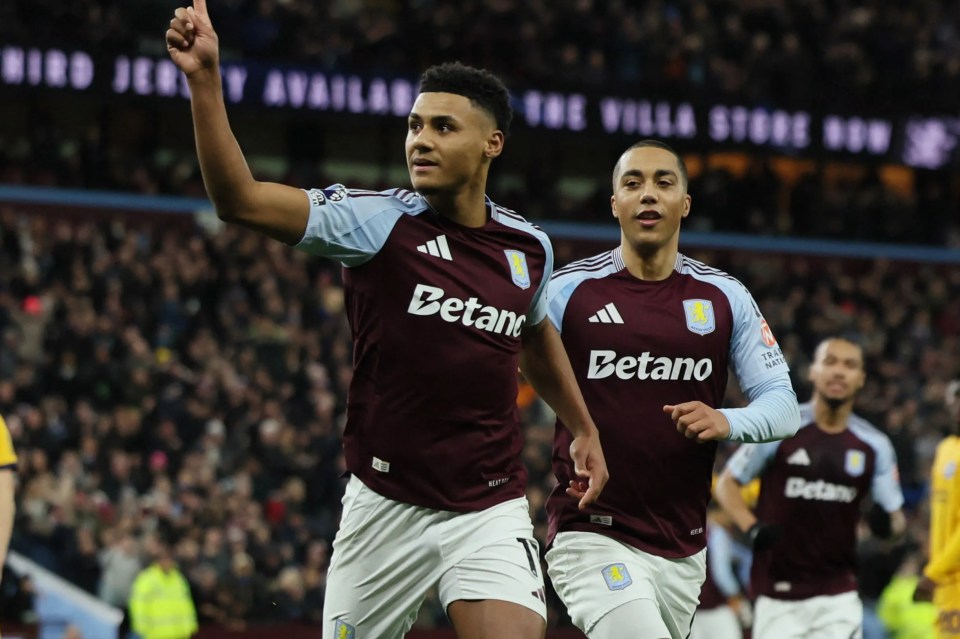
[915,379,960,638]
[0,415,17,573]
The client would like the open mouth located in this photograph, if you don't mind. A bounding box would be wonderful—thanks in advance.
[635,210,662,226]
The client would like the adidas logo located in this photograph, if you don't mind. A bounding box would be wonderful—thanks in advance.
[787,448,811,466]
[588,303,624,324]
[417,235,452,261]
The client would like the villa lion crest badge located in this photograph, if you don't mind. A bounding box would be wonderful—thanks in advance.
[683,299,715,336]
[504,250,531,289]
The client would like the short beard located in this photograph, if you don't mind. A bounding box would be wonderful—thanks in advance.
[823,395,847,411]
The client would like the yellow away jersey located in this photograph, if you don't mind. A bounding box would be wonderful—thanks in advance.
[0,416,16,469]
[926,436,960,637]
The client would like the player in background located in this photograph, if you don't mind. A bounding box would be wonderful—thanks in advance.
[690,504,753,639]
[717,337,906,639]
[544,140,800,639]
[166,2,608,637]
[914,379,960,638]
[0,415,17,577]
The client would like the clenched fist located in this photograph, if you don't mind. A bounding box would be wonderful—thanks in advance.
[166,0,219,78]
[663,401,731,442]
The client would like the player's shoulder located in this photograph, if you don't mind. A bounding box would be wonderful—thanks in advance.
[675,254,752,298]
[551,247,624,287]
[305,184,427,213]
[490,202,551,248]
[847,413,894,453]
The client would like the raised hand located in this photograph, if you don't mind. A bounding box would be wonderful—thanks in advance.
[165,0,219,78]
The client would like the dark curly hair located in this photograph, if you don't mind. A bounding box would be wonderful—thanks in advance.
[613,139,689,191]
[419,62,513,135]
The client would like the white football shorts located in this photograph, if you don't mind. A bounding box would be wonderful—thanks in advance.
[322,476,547,639]
[753,591,862,639]
[690,605,742,639]
[546,531,706,639]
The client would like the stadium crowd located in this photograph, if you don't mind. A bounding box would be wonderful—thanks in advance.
[5,0,960,110]
[0,203,957,630]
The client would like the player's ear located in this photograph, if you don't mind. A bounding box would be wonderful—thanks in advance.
[682,194,691,219]
[484,130,504,159]
[610,195,619,219]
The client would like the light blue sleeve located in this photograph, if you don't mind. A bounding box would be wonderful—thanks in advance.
[867,430,905,513]
[527,235,554,326]
[719,377,801,443]
[294,185,411,267]
[724,440,781,484]
[707,525,743,598]
[726,285,791,390]
[546,275,581,333]
[717,283,800,442]
[546,254,620,333]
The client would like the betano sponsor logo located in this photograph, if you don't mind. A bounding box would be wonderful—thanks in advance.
[407,284,526,337]
[587,350,713,381]
[784,477,857,503]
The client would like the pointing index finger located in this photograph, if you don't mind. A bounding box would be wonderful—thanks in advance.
[193,0,208,18]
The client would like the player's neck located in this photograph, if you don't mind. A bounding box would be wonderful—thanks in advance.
[812,396,853,433]
[423,184,489,228]
[621,240,678,281]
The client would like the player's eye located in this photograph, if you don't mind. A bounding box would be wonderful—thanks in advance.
[625,180,640,188]
[658,180,673,187]
[408,121,422,131]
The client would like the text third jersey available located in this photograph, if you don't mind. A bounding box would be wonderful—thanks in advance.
[546,249,789,557]
[296,185,552,512]
[727,403,904,600]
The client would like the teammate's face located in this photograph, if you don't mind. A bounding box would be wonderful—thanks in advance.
[809,340,865,405]
[405,92,503,196]
[610,147,691,253]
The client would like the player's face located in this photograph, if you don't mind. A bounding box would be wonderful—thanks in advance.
[809,340,865,404]
[611,147,691,253]
[405,92,503,196]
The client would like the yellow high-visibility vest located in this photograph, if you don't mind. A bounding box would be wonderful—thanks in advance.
[128,564,198,639]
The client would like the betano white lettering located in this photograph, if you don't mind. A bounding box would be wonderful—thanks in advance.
[407,284,525,337]
[784,477,857,503]
[587,350,713,381]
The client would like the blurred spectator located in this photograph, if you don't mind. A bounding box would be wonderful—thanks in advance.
[877,551,938,638]
[128,526,198,639]
[98,532,143,609]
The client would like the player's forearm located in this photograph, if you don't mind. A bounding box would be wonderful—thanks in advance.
[715,471,757,533]
[0,470,15,566]
[520,321,597,438]
[707,528,742,597]
[187,69,258,220]
[719,378,800,443]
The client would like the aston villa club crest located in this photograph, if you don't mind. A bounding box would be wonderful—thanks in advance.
[504,250,531,289]
[683,299,715,335]
[601,563,633,591]
[845,450,866,477]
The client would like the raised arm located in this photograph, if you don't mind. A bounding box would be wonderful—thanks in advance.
[166,0,308,244]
